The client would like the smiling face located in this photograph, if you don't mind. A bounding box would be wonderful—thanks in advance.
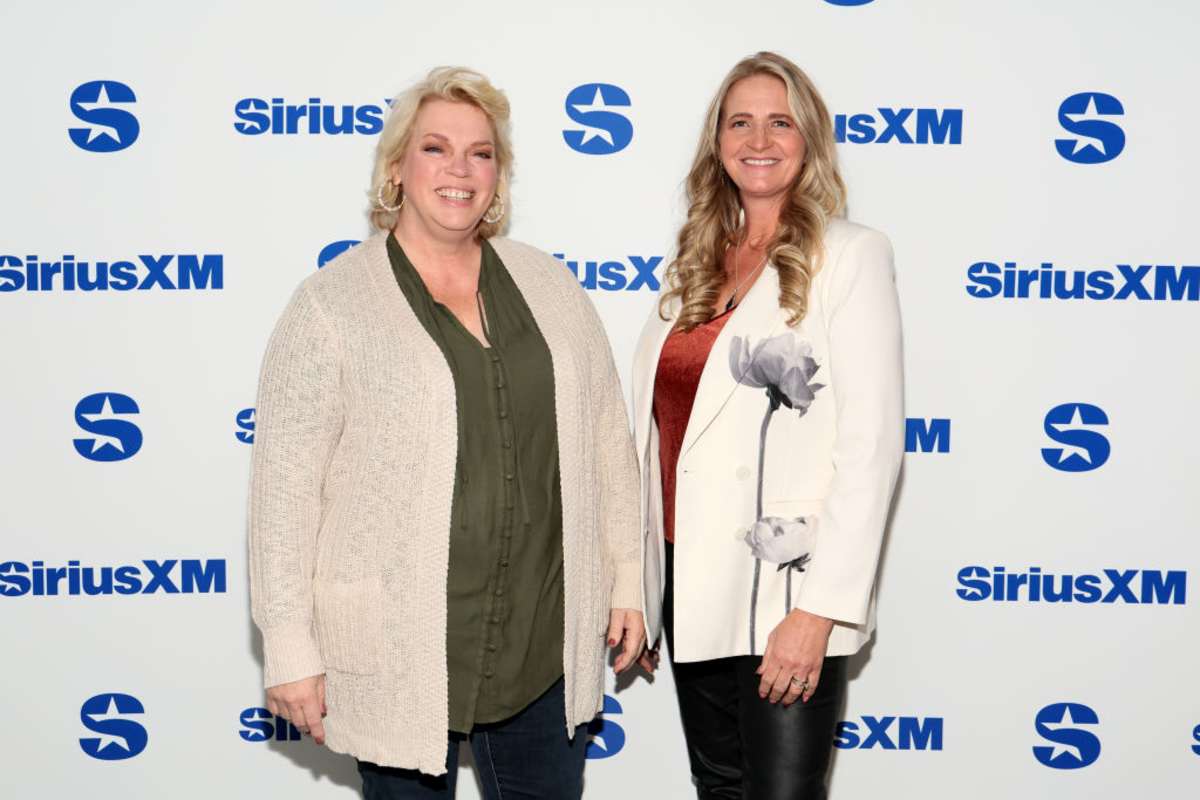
[389,98,499,237]
[718,73,807,206]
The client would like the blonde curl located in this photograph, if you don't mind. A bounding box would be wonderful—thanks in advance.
[661,52,846,331]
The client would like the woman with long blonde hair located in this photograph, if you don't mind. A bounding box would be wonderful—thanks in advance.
[630,51,903,798]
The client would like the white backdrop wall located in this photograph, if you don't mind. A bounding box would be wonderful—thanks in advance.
[2,0,1198,797]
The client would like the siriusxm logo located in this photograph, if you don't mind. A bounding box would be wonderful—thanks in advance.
[966,261,1198,302]
[240,707,302,742]
[0,559,227,597]
[1192,724,1199,756]
[318,240,360,268]
[835,108,961,145]
[1056,92,1124,164]
[586,694,625,759]
[905,418,950,453]
[835,716,943,751]
[956,566,1186,605]
[234,97,386,135]
[0,253,223,293]
[74,392,142,462]
[235,408,255,444]
[1042,403,1109,472]
[553,253,661,291]
[563,84,633,155]
[69,80,139,153]
[79,693,148,760]
[1033,703,1101,769]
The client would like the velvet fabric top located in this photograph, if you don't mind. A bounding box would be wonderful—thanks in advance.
[651,309,734,543]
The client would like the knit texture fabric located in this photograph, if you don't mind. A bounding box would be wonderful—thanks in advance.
[247,232,641,775]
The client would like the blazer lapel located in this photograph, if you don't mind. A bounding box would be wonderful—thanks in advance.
[678,264,786,459]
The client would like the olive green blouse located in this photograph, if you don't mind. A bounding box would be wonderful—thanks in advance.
[386,233,565,733]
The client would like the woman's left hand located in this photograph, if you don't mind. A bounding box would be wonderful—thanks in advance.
[607,608,647,674]
[757,608,834,706]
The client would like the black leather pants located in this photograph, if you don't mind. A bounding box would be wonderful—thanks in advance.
[664,543,847,800]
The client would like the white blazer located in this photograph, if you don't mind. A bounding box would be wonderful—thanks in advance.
[632,219,903,662]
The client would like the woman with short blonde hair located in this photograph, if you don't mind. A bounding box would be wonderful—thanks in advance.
[368,67,514,237]
[632,51,903,798]
[249,66,646,799]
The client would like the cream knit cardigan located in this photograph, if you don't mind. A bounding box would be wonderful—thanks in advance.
[248,232,641,775]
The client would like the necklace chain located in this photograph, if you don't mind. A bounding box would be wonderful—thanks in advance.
[725,231,768,313]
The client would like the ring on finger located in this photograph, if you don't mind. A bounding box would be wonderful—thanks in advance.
[790,675,809,693]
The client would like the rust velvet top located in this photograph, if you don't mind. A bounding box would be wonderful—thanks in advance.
[651,309,734,543]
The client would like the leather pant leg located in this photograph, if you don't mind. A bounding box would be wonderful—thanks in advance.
[665,543,744,798]
[735,654,847,800]
[666,542,849,799]
[669,656,746,799]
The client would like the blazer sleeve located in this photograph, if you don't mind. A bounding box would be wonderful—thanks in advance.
[793,228,903,626]
[247,282,343,688]
[575,285,643,611]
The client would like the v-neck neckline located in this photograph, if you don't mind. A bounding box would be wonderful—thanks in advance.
[387,232,494,350]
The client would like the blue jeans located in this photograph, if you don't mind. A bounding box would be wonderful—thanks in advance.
[357,676,587,799]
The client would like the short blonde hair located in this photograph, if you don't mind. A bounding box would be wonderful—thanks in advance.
[368,66,513,237]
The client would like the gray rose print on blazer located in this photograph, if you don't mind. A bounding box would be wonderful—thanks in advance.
[729,333,824,654]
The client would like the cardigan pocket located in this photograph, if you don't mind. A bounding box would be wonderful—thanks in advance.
[313,578,383,675]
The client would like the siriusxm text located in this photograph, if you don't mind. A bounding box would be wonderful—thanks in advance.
[956,566,1186,605]
[835,716,943,750]
[0,254,223,292]
[234,98,386,135]
[240,708,302,742]
[966,262,1199,301]
[553,254,661,292]
[834,108,962,145]
[905,418,950,453]
[0,559,227,597]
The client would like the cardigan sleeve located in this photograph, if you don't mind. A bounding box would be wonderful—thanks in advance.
[248,282,344,688]
[793,228,903,626]
[577,291,643,611]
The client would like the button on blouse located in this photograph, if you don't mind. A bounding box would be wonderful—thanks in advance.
[386,233,565,733]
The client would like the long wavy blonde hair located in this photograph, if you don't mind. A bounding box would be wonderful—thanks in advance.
[368,66,513,238]
[660,52,846,331]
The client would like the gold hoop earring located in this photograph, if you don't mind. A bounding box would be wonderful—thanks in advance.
[482,195,505,225]
[376,182,403,213]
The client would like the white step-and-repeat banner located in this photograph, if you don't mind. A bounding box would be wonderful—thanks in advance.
[3,0,1197,797]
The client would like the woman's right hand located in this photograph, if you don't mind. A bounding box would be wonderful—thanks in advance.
[266,674,327,745]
